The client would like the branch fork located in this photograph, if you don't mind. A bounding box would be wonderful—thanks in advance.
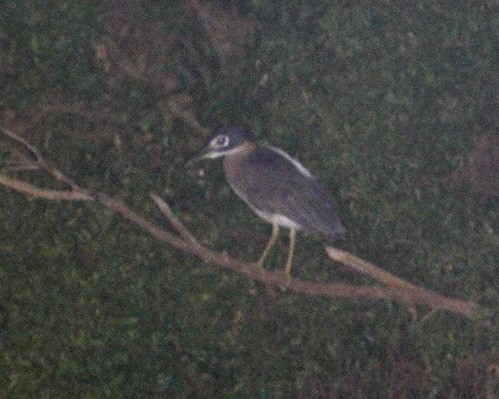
[0,125,479,319]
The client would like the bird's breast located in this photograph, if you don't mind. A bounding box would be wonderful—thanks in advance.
[223,153,250,199]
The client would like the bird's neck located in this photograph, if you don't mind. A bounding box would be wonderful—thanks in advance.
[222,141,256,182]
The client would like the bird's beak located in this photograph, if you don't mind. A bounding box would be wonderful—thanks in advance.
[185,145,211,168]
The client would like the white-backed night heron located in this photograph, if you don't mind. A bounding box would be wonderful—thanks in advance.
[187,126,346,283]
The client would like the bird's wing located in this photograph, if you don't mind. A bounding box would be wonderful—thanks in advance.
[241,147,345,238]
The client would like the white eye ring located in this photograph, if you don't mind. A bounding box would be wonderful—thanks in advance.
[211,135,229,148]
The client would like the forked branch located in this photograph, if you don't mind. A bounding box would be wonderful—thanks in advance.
[0,126,479,319]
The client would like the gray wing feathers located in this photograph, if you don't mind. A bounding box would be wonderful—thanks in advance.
[240,148,345,239]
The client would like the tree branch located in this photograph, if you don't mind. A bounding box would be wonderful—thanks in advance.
[325,247,420,291]
[0,175,93,201]
[150,194,199,244]
[0,126,480,319]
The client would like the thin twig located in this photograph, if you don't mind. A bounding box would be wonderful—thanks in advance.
[0,162,40,172]
[0,175,93,201]
[0,125,43,163]
[0,125,86,191]
[150,193,199,244]
[166,100,209,135]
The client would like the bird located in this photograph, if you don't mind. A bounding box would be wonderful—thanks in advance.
[187,125,345,284]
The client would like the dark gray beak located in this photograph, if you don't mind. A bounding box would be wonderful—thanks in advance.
[185,145,211,168]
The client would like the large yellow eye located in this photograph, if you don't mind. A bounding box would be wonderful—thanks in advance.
[212,135,229,148]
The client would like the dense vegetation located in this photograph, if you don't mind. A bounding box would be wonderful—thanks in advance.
[0,1,497,397]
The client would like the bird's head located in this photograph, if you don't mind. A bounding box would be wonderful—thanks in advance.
[186,126,256,166]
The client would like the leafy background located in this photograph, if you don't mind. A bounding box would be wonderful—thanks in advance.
[0,1,497,398]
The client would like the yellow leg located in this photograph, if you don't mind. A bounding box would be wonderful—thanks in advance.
[257,223,280,268]
[284,228,297,285]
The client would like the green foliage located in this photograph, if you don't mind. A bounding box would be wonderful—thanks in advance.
[0,1,497,398]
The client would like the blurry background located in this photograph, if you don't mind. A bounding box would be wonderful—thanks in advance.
[0,1,497,397]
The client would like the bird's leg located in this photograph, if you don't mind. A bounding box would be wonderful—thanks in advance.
[257,223,279,268]
[283,228,297,286]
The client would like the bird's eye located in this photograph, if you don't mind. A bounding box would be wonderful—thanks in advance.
[213,135,229,148]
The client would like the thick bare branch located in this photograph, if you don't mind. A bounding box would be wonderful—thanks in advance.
[2,173,478,318]
[0,125,480,319]
[325,247,420,291]
[325,247,477,317]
